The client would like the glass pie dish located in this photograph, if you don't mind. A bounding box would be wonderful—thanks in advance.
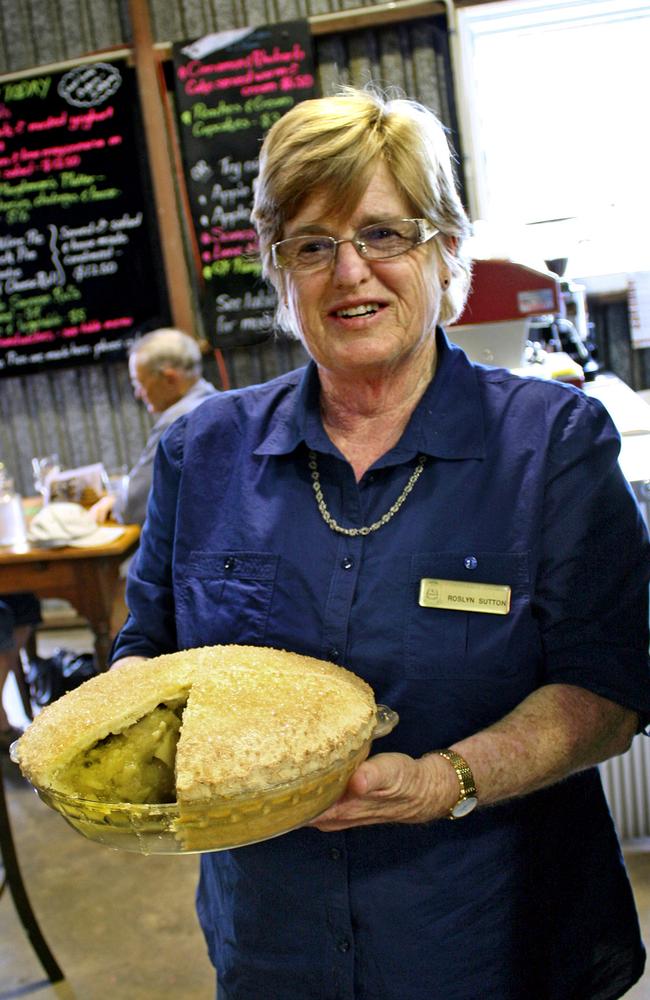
[11,705,398,855]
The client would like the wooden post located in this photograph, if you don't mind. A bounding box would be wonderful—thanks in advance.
[128,0,195,335]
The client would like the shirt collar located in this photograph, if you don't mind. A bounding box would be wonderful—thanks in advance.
[255,328,486,462]
[152,378,215,429]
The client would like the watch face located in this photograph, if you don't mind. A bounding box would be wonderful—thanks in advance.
[451,795,478,819]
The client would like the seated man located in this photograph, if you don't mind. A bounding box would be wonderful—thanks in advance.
[93,328,217,527]
[91,329,218,635]
[0,593,41,750]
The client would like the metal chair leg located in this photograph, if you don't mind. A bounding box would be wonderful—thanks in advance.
[24,629,38,662]
[0,757,64,982]
[13,649,34,721]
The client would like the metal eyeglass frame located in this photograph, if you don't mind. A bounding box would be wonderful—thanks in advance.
[271,217,439,272]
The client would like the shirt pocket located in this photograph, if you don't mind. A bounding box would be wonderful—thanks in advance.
[405,551,532,679]
[175,551,279,649]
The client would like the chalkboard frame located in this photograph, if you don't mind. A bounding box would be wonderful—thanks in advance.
[0,52,170,377]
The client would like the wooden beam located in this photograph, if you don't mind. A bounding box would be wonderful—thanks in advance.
[128,0,196,336]
[308,0,445,35]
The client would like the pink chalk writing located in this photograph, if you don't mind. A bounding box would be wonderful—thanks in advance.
[185,63,305,97]
[1,330,56,346]
[4,316,133,347]
[68,107,114,131]
[177,45,306,83]
[15,138,106,160]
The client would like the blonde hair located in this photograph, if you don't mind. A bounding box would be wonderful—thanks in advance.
[251,87,472,331]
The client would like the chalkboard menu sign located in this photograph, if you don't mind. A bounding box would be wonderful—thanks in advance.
[172,21,316,348]
[0,58,168,376]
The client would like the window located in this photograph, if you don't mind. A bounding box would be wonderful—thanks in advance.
[456,0,650,277]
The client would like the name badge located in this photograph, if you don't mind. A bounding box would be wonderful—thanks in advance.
[419,578,511,615]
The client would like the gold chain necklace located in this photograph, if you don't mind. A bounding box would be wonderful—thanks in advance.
[308,450,427,537]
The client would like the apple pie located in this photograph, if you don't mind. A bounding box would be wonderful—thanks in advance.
[14,645,377,810]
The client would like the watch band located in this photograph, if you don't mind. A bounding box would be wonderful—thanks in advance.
[436,748,478,820]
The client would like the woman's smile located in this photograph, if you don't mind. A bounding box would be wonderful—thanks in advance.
[327,297,389,326]
[331,300,384,318]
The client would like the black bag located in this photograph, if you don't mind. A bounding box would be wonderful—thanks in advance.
[25,649,98,707]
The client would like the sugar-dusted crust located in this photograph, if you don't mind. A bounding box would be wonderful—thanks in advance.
[177,646,377,802]
[14,645,377,805]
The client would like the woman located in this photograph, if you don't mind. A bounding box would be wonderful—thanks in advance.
[112,90,650,999]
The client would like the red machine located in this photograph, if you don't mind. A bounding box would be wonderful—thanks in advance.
[455,258,562,326]
[447,259,561,369]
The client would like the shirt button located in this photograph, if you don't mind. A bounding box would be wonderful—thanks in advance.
[223,556,236,570]
[337,938,351,953]
[328,647,340,662]
[464,555,478,570]
[329,847,341,860]
[341,556,354,570]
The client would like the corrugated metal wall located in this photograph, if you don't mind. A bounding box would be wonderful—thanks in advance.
[600,734,650,843]
[0,0,456,494]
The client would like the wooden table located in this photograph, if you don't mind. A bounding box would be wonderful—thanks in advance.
[0,523,140,670]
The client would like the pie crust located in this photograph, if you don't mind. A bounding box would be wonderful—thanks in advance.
[15,645,377,809]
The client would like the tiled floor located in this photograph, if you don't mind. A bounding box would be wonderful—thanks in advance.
[2,626,650,998]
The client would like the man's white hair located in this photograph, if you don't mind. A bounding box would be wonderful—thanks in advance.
[130,328,202,377]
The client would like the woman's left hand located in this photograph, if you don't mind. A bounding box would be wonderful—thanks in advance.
[308,752,456,830]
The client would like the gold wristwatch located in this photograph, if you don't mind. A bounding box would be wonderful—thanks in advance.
[436,749,478,819]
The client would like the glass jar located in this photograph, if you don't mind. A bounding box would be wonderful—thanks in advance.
[0,463,27,547]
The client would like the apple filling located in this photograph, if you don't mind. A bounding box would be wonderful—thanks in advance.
[54,702,185,804]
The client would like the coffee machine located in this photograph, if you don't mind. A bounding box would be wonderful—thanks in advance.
[529,257,599,378]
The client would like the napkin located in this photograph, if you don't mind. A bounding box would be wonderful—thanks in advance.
[27,502,124,548]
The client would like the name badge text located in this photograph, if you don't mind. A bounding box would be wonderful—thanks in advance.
[419,578,511,615]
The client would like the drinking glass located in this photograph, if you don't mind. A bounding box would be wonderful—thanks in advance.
[101,465,129,504]
[31,454,60,498]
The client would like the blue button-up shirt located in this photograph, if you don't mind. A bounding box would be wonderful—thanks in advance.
[114,331,650,999]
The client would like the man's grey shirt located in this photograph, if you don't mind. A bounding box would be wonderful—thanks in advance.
[114,377,217,526]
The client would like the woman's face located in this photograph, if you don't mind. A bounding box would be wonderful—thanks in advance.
[281,161,446,379]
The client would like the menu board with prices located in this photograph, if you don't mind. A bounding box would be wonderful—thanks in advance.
[0,59,168,377]
[172,21,316,348]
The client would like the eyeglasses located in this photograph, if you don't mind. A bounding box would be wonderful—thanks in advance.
[271,218,439,272]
